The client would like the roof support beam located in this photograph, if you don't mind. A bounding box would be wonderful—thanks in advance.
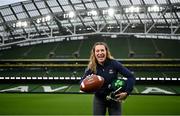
[68,0,86,28]
[55,0,74,32]
[0,0,180,45]
[146,7,168,34]
[173,25,180,34]
[21,2,41,36]
[92,0,107,25]
[122,23,131,33]
[0,12,15,41]
[116,0,130,24]
[97,23,106,32]
[33,0,51,35]
[81,0,97,27]
[88,24,97,32]
[105,0,120,26]
[9,4,27,36]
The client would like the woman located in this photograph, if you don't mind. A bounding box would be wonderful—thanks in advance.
[82,42,135,115]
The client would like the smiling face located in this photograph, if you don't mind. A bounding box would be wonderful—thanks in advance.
[94,45,107,65]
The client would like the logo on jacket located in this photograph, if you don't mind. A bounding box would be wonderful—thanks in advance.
[109,69,114,74]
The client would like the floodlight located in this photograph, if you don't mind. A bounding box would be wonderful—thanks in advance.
[148,5,161,12]
[16,21,28,27]
[87,27,92,30]
[45,15,51,21]
[125,6,140,13]
[16,21,22,27]
[36,18,41,23]
[23,21,28,27]
[108,8,115,17]
[69,11,75,18]
[87,10,97,16]
[91,10,98,16]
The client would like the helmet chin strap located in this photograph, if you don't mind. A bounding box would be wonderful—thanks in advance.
[106,86,122,102]
[106,79,126,102]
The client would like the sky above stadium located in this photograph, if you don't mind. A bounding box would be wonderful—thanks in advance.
[0,0,28,6]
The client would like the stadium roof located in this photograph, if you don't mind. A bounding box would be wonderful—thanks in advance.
[0,0,180,48]
[0,0,29,6]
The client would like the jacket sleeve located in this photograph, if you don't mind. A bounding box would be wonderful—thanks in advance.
[115,61,136,95]
[80,68,93,84]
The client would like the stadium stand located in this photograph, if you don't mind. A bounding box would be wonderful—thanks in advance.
[0,33,180,85]
[0,36,180,59]
[154,39,180,58]
[53,40,80,59]
[129,38,157,58]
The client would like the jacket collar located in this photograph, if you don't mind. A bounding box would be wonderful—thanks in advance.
[97,58,110,67]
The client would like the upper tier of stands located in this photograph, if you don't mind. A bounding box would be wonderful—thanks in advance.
[0,36,179,59]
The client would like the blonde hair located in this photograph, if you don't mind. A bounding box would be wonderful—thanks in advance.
[87,42,114,73]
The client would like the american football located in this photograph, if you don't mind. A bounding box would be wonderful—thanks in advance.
[80,74,104,93]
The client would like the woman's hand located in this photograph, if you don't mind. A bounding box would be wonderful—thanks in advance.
[115,92,128,102]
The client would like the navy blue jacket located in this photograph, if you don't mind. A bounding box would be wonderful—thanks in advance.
[82,59,135,98]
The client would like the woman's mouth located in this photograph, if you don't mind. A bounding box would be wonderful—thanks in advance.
[97,54,105,59]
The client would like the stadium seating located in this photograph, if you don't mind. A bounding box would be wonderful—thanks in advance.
[0,37,180,82]
[154,39,180,58]
[54,40,80,59]
[0,37,179,59]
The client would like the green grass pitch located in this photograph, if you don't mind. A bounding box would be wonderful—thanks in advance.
[0,93,180,115]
